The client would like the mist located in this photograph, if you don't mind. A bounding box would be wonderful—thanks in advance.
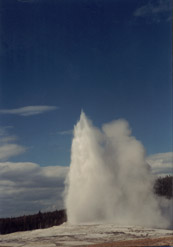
[65,112,170,228]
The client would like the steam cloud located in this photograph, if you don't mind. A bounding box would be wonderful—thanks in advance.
[65,112,170,228]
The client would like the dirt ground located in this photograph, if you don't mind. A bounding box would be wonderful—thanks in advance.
[83,236,173,247]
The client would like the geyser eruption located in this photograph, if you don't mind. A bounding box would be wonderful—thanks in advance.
[65,112,169,228]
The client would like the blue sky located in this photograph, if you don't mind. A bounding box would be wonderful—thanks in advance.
[0,0,172,217]
[0,0,172,167]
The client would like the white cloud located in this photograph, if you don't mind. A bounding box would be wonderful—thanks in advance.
[134,0,171,22]
[0,127,26,161]
[147,152,173,176]
[0,127,17,144]
[0,162,69,217]
[0,144,26,161]
[0,136,17,144]
[57,130,73,136]
[0,105,58,116]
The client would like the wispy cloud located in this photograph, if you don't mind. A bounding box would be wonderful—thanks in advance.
[0,144,25,161]
[0,105,58,116]
[134,0,172,22]
[147,152,173,176]
[57,130,73,136]
[0,136,17,143]
[0,127,26,161]
[0,162,69,217]
[0,132,17,144]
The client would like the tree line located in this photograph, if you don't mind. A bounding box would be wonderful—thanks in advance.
[154,175,173,199]
[0,176,172,235]
[0,209,67,235]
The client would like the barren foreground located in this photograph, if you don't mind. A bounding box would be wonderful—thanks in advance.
[83,236,173,246]
[0,223,172,247]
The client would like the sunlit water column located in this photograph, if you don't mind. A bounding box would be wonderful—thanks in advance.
[65,111,169,228]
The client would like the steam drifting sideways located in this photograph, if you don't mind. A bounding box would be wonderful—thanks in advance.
[65,112,170,228]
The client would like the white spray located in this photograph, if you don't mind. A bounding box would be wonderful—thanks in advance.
[65,111,169,228]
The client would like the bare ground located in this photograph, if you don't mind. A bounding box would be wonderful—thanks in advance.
[82,236,173,247]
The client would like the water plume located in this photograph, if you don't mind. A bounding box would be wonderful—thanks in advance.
[65,111,169,228]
